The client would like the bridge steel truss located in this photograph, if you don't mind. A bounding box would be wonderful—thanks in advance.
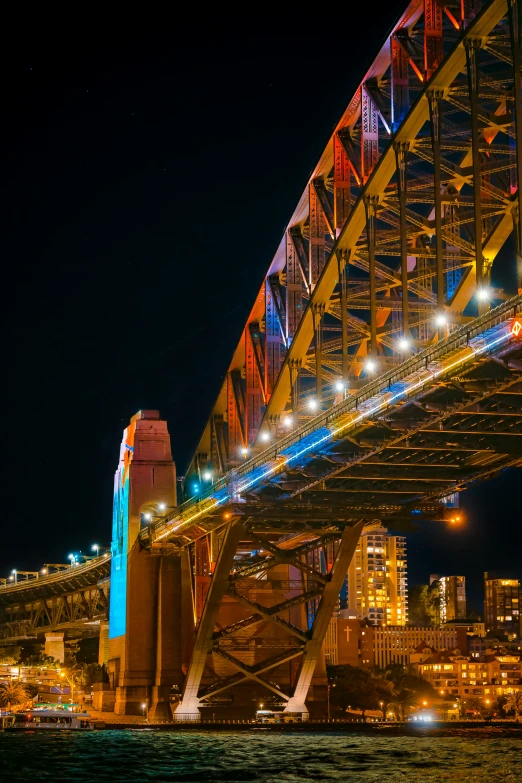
[1,0,520,719]
[147,296,521,718]
[137,0,522,719]
[0,559,110,641]
[187,0,521,486]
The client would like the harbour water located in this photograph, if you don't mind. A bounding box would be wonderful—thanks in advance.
[1,727,521,782]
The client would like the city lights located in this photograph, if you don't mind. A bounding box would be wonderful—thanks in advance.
[476,286,491,302]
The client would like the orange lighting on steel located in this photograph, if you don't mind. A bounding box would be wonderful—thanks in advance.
[511,319,522,337]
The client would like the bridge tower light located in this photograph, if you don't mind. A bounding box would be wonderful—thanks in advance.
[202,471,212,482]
[282,415,293,429]
[308,398,318,412]
[364,359,377,374]
[158,502,167,512]
[435,313,447,327]
[398,337,410,352]
[260,431,270,442]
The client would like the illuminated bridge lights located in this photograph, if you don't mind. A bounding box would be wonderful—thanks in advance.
[152,307,519,544]
[512,319,522,337]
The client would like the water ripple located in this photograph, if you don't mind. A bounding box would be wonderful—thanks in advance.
[0,728,520,783]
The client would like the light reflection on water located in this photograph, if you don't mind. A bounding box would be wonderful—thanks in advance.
[0,728,521,782]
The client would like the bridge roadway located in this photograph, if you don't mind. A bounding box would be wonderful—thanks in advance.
[145,296,522,549]
[0,555,110,641]
[2,298,519,643]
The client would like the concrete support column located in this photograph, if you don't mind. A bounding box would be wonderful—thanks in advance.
[149,557,183,720]
[45,632,65,663]
[98,621,109,666]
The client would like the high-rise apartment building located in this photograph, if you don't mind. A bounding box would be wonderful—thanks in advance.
[430,575,466,622]
[346,526,407,626]
[484,573,521,639]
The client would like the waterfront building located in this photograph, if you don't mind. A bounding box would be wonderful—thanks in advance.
[345,527,408,627]
[430,575,466,622]
[442,620,485,653]
[0,665,62,686]
[418,648,522,698]
[325,617,457,669]
[484,573,521,639]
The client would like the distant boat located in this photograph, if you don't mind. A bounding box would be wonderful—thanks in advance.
[5,710,93,731]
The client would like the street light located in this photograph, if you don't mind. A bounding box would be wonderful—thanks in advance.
[308,398,318,412]
[283,416,293,429]
[327,683,335,722]
[435,313,447,328]
[364,359,377,374]
[91,544,100,557]
[158,503,167,512]
[379,701,384,721]
[203,471,212,482]
[11,569,17,584]
[398,338,410,352]
[141,701,148,722]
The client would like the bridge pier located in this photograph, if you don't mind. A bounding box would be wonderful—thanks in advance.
[107,410,179,716]
[45,632,64,663]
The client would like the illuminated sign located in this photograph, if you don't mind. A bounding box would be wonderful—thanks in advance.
[511,319,522,337]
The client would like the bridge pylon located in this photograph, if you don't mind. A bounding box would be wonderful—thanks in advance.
[107,410,182,718]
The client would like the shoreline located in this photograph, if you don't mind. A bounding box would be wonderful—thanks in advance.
[89,720,522,733]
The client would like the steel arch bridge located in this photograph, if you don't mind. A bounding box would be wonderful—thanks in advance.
[1,0,521,720]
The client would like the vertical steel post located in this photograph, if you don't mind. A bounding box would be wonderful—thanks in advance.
[465,37,485,312]
[334,134,351,235]
[394,141,410,339]
[309,183,326,288]
[507,0,522,294]
[337,250,349,382]
[428,89,445,334]
[364,195,379,356]
[312,303,324,404]
[361,85,379,182]
[286,230,303,343]
[424,0,443,80]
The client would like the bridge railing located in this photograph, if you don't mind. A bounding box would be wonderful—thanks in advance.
[154,295,521,529]
[0,553,111,594]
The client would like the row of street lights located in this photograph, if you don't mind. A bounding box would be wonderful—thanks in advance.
[3,544,109,584]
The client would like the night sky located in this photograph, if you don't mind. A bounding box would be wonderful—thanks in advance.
[4,5,520,615]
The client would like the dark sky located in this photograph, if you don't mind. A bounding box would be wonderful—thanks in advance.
[3,4,520,614]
